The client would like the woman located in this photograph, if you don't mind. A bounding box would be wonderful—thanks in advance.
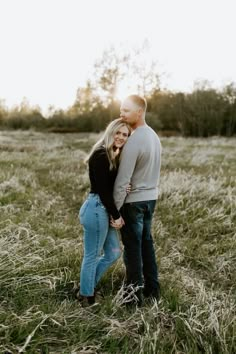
[78,118,131,306]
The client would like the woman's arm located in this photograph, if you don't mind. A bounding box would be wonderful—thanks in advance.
[89,149,120,220]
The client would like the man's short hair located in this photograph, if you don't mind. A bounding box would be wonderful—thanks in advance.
[127,94,147,112]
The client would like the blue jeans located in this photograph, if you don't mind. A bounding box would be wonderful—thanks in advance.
[79,193,121,297]
[120,200,159,299]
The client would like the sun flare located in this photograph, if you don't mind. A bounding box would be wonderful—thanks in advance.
[116,82,137,102]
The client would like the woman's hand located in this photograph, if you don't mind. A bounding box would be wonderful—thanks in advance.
[110,216,124,229]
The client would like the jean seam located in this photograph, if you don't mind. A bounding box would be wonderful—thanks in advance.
[89,209,100,293]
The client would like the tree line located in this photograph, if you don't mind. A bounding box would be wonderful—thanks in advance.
[1,82,236,137]
[0,46,236,137]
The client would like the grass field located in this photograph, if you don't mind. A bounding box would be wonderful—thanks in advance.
[0,130,235,354]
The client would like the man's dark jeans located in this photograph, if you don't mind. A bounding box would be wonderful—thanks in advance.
[120,200,159,303]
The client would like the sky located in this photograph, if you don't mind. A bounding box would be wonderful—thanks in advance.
[0,0,236,114]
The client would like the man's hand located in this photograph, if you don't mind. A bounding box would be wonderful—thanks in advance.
[110,216,125,229]
[126,183,132,194]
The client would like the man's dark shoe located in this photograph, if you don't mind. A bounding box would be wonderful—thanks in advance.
[122,286,143,307]
[143,284,161,302]
[124,294,143,308]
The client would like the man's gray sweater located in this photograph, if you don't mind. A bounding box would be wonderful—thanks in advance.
[113,124,161,210]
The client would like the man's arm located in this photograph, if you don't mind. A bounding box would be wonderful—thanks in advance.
[113,138,138,210]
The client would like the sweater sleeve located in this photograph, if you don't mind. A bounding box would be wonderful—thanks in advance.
[113,137,139,210]
[90,150,120,220]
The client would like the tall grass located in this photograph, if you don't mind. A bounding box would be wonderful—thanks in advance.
[0,131,235,353]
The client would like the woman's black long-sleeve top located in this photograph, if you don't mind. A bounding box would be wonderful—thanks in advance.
[88,146,120,220]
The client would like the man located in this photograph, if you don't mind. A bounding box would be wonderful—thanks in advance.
[113,94,162,306]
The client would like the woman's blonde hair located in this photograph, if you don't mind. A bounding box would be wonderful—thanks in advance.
[85,118,131,169]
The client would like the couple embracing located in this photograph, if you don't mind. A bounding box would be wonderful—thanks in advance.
[78,94,161,307]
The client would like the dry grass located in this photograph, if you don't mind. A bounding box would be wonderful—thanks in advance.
[0,131,235,353]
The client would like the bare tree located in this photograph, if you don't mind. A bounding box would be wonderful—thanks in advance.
[128,41,161,96]
[92,47,129,119]
[91,42,162,119]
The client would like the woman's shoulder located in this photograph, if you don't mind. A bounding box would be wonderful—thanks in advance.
[89,146,108,163]
[92,145,106,156]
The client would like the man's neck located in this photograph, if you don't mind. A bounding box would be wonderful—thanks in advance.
[132,120,146,130]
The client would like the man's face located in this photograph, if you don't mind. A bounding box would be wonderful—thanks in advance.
[120,98,141,128]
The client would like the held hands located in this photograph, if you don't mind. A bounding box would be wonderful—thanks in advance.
[110,216,125,229]
[110,183,130,229]
[126,183,132,194]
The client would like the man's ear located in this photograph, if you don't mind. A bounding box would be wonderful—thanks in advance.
[138,108,143,116]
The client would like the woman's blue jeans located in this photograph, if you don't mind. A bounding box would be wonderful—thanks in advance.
[79,193,121,297]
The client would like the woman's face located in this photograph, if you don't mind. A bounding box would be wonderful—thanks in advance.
[113,125,129,148]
